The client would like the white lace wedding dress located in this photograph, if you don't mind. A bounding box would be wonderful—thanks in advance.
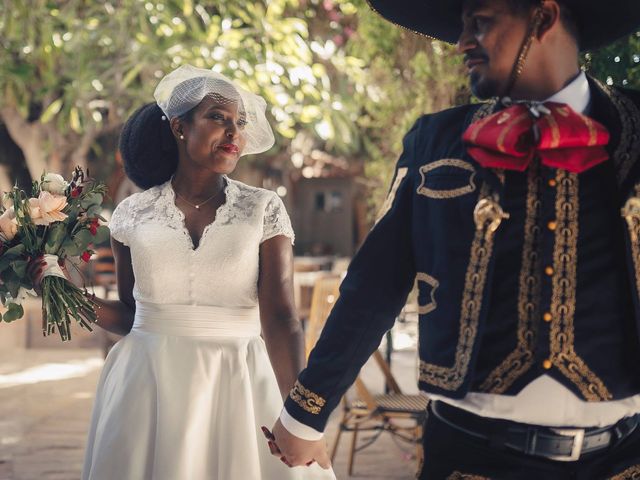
[82,177,335,480]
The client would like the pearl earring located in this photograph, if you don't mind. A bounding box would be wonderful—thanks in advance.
[180,134,184,140]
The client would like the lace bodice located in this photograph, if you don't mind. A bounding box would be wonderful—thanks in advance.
[109,177,294,307]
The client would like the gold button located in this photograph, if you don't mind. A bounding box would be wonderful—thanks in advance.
[543,359,553,370]
[547,221,557,231]
[548,178,557,187]
[545,266,554,276]
[543,312,552,322]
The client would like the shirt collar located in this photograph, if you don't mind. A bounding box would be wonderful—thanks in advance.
[545,71,591,114]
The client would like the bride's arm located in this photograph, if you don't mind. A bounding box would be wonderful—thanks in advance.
[258,235,305,400]
[91,238,136,336]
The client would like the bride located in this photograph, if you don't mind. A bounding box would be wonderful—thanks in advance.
[80,65,334,479]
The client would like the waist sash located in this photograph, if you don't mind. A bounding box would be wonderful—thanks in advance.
[132,301,261,337]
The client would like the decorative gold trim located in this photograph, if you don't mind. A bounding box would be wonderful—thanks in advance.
[593,79,640,185]
[622,188,640,317]
[470,100,499,126]
[497,112,529,153]
[544,113,561,149]
[583,115,597,147]
[447,472,491,480]
[549,170,612,401]
[417,159,476,199]
[416,272,439,315]
[419,184,501,390]
[376,167,408,224]
[289,380,326,415]
[480,161,541,393]
[608,465,640,480]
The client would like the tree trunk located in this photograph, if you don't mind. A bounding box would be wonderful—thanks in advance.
[0,107,48,180]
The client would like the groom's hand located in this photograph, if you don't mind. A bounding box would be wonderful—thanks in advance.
[269,419,332,469]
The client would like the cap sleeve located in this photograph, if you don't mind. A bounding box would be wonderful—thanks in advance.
[108,195,134,246]
[261,192,295,244]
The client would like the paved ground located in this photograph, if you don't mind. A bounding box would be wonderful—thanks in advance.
[0,341,421,479]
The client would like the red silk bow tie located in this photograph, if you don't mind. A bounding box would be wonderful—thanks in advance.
[462,102,610,173]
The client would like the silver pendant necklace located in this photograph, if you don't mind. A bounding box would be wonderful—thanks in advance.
[173,183,224,210]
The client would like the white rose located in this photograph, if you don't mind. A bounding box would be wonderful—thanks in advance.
[41,173,68,196]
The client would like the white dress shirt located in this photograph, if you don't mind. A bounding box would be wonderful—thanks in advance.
[282,72,640,440]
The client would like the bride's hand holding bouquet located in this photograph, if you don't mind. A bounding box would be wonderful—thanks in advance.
[0,167,109,340]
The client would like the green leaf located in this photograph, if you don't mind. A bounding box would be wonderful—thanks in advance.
[11,259,28,278]
[80,192,103,209]
[86,205,102,217]
[60,238,81,256]
[3,302,24,323]
[93,225,110,244]
[40,98,64,123]
[44,223,66,254]
[3,244,25,258]
[72,229,93,248]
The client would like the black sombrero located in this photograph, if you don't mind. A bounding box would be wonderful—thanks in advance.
[366,0,640,51]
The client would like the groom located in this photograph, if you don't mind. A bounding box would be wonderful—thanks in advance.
[271,0,640,478]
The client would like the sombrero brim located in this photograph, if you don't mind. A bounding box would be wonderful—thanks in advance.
[366,0,640,51]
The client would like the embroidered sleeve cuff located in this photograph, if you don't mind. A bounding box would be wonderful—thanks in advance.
[280,407,324,441]
[289,380,327,414]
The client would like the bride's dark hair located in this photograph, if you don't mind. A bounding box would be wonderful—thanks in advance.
[119,103,180,189]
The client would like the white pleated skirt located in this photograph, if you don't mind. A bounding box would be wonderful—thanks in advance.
[82,302,335,480]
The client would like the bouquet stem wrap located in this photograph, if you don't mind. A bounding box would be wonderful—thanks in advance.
[40,254,98,340]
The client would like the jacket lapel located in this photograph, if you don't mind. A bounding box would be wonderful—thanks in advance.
[588,76,640,200]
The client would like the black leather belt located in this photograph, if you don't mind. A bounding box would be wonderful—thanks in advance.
[431,400,639,462]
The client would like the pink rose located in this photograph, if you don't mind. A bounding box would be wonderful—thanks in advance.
[29,191,68,225]
[0,207,18,241]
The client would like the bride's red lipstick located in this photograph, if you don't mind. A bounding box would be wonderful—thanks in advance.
[219,143,239,154]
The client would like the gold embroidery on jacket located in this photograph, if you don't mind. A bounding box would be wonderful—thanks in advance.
[419,184,502,389]
[608,465,640,480]
[480,162,541,393]
[289,380,326,414]
[416,272,439,315]
[376,167,408,224]
[594,79,640,185]
[447,472,491,480]
[549,171,612,401]
[418,103,499,390]
[417,159,476,199]
[623,188,640,321]
[467,100,498,142]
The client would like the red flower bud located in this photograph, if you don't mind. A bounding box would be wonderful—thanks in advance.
[89,224,98,235]
[71,187,83,198]
[81,251,91,262]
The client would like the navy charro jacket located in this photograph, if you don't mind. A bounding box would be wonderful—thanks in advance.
[284,77,640,432]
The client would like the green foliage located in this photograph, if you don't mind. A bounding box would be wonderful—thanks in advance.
[585,33,640,90]
[0,0,366,166]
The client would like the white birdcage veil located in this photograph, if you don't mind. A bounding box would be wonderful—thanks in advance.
[154,65,275,156]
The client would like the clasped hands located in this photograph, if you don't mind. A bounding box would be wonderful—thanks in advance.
[261,419,332,470]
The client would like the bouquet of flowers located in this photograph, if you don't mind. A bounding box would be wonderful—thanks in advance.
[0,167,109,340]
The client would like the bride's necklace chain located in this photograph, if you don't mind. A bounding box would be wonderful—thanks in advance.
[172,182,224,210]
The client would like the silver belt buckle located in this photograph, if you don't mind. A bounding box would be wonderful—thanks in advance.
[546,428,585,462]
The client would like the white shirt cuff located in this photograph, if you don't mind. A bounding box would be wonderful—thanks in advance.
[279,407,324,441]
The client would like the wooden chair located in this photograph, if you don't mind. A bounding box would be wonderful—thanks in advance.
[304,274,342,358]
[333,350,428,475]
[304,276,428,476]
